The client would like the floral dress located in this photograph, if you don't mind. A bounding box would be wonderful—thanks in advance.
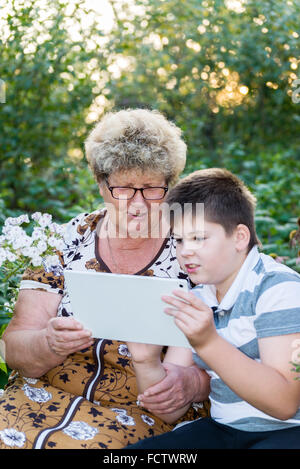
[0,209,209,449]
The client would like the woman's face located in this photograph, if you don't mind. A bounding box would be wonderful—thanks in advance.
[99,168,168,239]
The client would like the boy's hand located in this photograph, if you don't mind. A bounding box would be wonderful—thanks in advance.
[162,289,218,350]
[126,342,163,365]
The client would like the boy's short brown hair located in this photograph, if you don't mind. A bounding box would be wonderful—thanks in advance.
[166,168,260,250]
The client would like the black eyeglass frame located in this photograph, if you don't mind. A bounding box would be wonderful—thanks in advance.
[105,179,169,200]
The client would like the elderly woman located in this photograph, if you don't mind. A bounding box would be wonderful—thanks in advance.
[0,109,209,449]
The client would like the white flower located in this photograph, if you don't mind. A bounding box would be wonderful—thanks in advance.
[11,235,32,251]
[111,407,127,415]
[118,344,132,357]
[55,239,65,251]
[19,214,30,224]
[115,412,135,426]
[31,212,42,222]
[20,246,38,258]
[43,255,62,275]
[36,240,47,254]
[4,215,29,227]
[44,254,60,266]
[31,227,47,241]
[141,414,155,426]
[38,213,52,228]
[49,223,65,236]
[2,225,25,241]
[62,421,99,440]
[48,236,58,248]
[22,384,52,403]
[47,236,64,251]
[0,247,8,260]
[23,377,38,384]
[0,389,4,397]
[111,407,136,425]
[0,428,26,448]
[15,214,29,225]
[5,251,17,262]
[21,246,32,257]
[63,223,76,246]
[4,217,15,226]
[31,256,43,267]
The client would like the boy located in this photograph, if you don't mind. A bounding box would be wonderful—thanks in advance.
[128,168,300,449]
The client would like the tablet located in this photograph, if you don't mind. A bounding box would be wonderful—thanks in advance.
[64,270,191,348]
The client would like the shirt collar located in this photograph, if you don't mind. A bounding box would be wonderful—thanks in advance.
[193,245,260,313]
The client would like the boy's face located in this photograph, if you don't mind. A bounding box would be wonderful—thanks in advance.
[173,214,246,293]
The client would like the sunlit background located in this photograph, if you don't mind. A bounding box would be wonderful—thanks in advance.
[1,0,298,126]
[0,0,299,267]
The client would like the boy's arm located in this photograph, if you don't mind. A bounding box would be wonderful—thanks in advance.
[197,332,300,420]
[128,342,208,423]
[165,289,300,420]
[139,347,210,420]
[138,362,210,416]
[126,342,166,393]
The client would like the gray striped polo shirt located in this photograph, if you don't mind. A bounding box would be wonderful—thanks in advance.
[192,245,300,432]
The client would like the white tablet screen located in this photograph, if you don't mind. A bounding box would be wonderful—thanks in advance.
[64,270,191,348]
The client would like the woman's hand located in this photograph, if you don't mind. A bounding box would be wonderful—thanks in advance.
[126,341,163,365]
[162,289,218,350]
[45,317,94,357]
[137,362,210,414]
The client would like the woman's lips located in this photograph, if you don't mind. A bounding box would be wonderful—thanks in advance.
[128,212,147,219]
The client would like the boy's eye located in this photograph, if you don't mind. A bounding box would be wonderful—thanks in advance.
[194,236,206,242]
[175,238,183,244]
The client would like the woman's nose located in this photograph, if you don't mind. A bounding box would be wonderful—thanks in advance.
[130,189,148,205]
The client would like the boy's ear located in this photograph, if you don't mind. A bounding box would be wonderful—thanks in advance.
[235,224,250,251]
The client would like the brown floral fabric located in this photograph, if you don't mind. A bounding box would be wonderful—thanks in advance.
[0,209,209,449]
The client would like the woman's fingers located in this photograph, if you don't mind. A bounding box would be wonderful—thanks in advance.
[47,334,94,356]
[49,317,84,331]
[54,328,92,342]
[46,317,93,356]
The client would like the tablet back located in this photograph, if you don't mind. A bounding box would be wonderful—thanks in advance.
[64,270,191,348]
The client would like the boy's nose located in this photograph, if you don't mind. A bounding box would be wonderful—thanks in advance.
[180,243,195,256]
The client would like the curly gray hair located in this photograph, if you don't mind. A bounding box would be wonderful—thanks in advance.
[84,108,187,186]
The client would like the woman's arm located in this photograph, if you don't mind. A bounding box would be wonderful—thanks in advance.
[3,290,93,378]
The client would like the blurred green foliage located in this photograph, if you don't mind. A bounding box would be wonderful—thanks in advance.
[0,0,102,223]
[0,0,299,255]
[106,0,300,157]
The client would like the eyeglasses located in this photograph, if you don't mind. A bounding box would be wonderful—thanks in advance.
[105,179,168,200]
